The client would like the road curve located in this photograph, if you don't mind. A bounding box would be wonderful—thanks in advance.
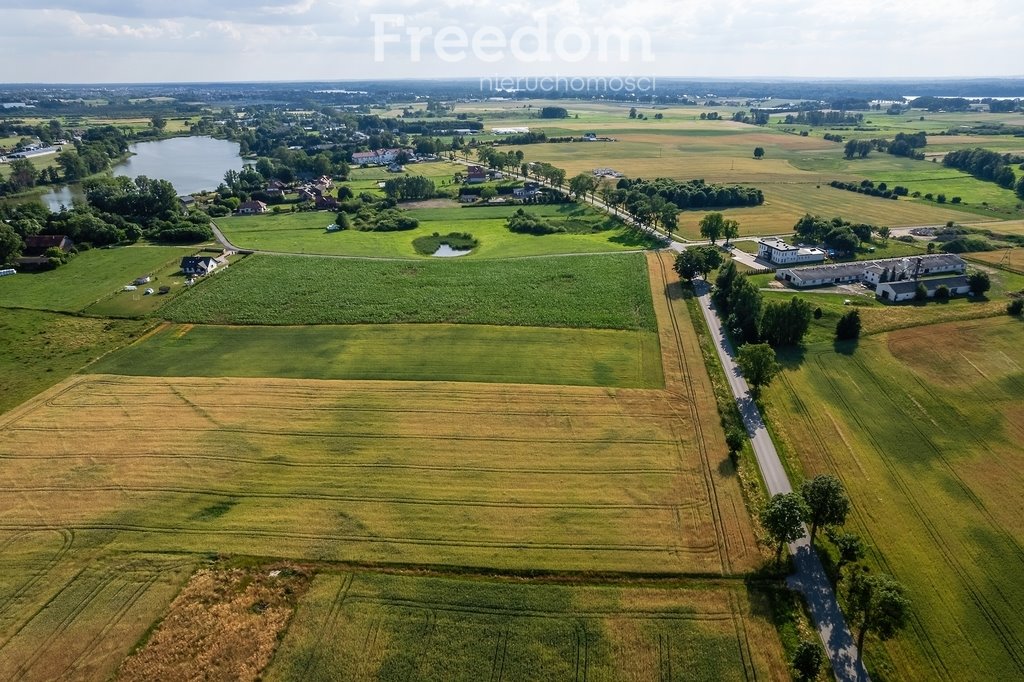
[692,277,870,682]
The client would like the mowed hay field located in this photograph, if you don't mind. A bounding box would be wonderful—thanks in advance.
[0,374,758,574]
[92,322,664,389]
[765,316,1024,680]
[265,572,787,681]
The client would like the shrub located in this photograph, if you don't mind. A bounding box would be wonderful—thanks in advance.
[934,285,950,300]
[506,208,564,235]
[915,283,929,301]
[1008,298,1024,316]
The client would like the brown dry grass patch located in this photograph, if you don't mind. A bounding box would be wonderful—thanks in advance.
[117,566,311,682]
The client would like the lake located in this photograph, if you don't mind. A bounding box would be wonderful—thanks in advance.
[39,136,244,211]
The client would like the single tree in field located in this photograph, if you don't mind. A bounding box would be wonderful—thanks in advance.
[723,218,740,245]
[699,212,726,244]
[827,528,866,584]
[737,343,780,398]
[847,570,911,654]
[800,474,851,545]
[151,114,167,131]
[753,147,765,159]
[792,639,824,682]
[876,226,891,242]
[835,310,861,341]
[761,492,809,564]
[334,213,351,230]
[968,271,991,297]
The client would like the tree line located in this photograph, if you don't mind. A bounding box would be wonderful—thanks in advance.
[615,177,764,211]
[942,147,1022,192]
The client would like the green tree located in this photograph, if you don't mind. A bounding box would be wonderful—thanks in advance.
[7,158,37,191]
[828,529,866,584]
[792,639,824,682]
[759,296,812,348]
[800,474,851,545]
[753,147,765,159]
[727,276,763,344]
[479,186,497,201]
[0,222,23,265]
[968,271,991,297]
[835,310,862,341]
[847,571,911,653]
[699,212,726,244]
[1008,298,1024,316]
[334,213,351,230]
[737,343,781,397]
[673,249,703,282]
[725,428,746,460]
[660,204,679,235]
[722,218,740,245]
[1016,175,1024,200]
[914,282,929,301]
[151,115,167,131]
[57,150,89,182]
[761,492,809,563]
[695,245,723,279]
[712,260,738,312]
[628,107,638,119]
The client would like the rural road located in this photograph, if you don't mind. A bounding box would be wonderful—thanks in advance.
[693,278,870,682]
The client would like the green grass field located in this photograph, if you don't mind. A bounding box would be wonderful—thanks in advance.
[217,203,653,258]
[265,572,787,681]
[0,309,150,415]
[91,322,664,389]
[765,316,1024,680]
[161,253,657,330]
[0,246,198,313]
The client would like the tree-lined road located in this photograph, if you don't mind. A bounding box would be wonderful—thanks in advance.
[694,278,870,682]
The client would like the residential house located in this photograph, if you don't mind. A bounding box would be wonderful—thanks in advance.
[351,149,402,166]
[180,256,219,276]
[17,234,73,268]
[315,195,339,210]
[757,237,826,266]
[178,195,196,210]
[237,200,268,215]
[876,275,971,302]
[466,165,487,184]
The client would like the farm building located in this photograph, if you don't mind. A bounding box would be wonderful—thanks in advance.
[466,165,488,184]
[757,237,826,266]
[777,254,966,289]
[180,256,219,276]
[876,275,971,302]
[351,149,403,166]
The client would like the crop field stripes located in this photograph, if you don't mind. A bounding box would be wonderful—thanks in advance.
[0,529,74,628]
[650,251,731,575]
[834,353,1024,674]
[488,628,510,682]
[294,572,354,678]
[808,348,1024,678]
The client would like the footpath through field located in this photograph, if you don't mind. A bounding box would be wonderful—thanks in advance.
[691,271,870,682]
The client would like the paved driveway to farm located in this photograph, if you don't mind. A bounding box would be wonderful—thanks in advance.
[694,278,870,682]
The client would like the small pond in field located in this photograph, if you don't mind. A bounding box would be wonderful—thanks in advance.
[432,244,473,257]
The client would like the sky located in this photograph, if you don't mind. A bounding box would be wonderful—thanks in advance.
[0,0,1021,84]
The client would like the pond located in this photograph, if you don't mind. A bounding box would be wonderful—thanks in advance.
[39,136,244,211]
[432,244,474,257]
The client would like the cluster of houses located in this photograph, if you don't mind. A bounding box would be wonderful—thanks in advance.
[776,253,970,302]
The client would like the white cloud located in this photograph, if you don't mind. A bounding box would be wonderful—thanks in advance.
[0,0,1021,82]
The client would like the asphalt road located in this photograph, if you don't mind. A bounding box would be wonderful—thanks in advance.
[694,279,870,682]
